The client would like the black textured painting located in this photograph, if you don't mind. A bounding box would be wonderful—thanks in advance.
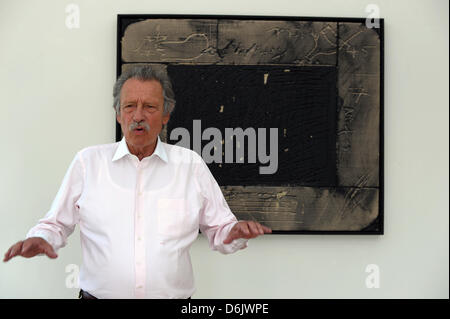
[167,65,337,187]
[116,15,384,234]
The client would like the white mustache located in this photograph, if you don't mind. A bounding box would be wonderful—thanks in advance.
[129,121,150,131]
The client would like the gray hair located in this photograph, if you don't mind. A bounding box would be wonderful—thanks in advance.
[113,65,176,115]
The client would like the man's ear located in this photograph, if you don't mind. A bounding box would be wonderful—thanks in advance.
[116,112,121,125]
[162,113,170,125]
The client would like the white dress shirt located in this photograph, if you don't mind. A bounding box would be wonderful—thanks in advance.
[26,136,247,299]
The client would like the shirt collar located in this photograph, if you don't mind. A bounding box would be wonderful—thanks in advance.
[112,135,168,163]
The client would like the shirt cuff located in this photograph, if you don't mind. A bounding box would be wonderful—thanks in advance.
[229,237,249,250]
[25,230,58,252]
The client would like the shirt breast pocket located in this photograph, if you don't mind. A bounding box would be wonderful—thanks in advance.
[157,198,196,239]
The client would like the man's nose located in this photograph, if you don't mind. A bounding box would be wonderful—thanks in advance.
[133,105,145,122]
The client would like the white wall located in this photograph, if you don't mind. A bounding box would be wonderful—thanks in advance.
[0,0,448,299]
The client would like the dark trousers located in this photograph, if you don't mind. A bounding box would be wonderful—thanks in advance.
[78,289,97,299]
[78,289,191,299]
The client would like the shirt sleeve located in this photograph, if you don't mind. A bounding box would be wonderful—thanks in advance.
[194,157,248,254]
[25,151,84,253]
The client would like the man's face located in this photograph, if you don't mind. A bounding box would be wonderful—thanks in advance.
[116,78,170,150]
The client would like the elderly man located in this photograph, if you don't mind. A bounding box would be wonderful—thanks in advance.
[3,65,271,299]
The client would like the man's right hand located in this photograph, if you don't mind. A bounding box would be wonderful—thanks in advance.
[3,237,57,262]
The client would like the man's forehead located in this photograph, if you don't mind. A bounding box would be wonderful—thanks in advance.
[121,78,164,101]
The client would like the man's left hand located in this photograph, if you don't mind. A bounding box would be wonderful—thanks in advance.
[223,220,272,244]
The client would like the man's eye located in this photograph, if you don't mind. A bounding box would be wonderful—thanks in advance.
[123,105,136,112]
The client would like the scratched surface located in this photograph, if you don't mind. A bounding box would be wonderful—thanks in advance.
[337,23,380,188]
[119,18,382,232]
[221,186,378,231]
[122,19,337,66]
[217,20,337,65]
[122,19,219,63]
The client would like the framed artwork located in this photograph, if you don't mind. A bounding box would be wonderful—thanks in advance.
[116,14,384,234]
